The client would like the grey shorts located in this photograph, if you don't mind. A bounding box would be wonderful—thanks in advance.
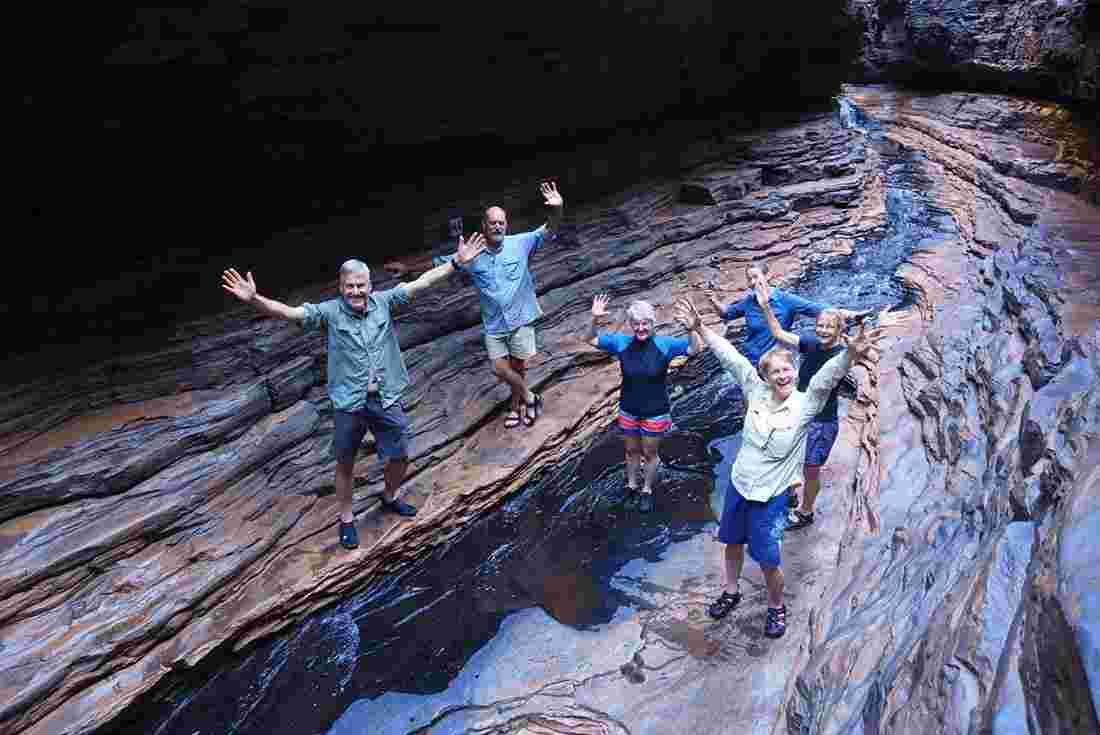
[332,395,410,465]
[484,325,537,361]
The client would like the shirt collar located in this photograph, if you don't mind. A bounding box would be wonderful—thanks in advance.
[339,295,372,319]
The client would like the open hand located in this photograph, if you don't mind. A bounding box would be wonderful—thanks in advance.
[591,293,611,319]
[706,292,725,315]
[674,297,703,332]
[455,232,487,266]
[222,268,257,302]
[540,181,563,208]
[842,319,886,362]
[753,282,770,308]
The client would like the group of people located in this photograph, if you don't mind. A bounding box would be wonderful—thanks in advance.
[221,181,883,640]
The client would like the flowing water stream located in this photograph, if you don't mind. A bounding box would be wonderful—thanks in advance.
[99,96,961,735]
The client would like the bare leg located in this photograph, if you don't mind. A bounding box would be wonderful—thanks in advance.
[510,357,532,421]
[492,358,533,414]
[334,461,356,523]
[624,435,642,489]
[641,436,661,493]
[724,543,745,593]
[762,565,785,608]
[382,459,408,503]
[801,465,822,514]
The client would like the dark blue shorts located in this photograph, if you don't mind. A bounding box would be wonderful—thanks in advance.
[717,485,790,568]
[804,419,839,467]
[332,395,410,465]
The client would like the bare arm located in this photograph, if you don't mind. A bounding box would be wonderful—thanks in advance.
[755,283,800,348]
[687,326,704,355]
[403,260,456,298]
[540,181,564,235]
[221,269,305,322]
[587,293,610,347]
[675,297,759,390]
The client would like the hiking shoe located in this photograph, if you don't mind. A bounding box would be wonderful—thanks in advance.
[381,498,418,517]
[638,491,655,513]
[786,510,815,530]
[338,520,359,550]
[707,590,742,619]
[765,605,787,638]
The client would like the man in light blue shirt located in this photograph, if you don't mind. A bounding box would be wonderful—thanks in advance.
[220,235,484,550]
[454,181,564,428]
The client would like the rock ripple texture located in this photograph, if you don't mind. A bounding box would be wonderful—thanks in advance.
[1,85,1098,735]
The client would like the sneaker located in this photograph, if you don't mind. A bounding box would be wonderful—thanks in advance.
[707,590,742,619]
[786,510,815,530]
[765,605,787,638]
[338,520,359,550]
[638,491,655,513]
[381,498,418,517]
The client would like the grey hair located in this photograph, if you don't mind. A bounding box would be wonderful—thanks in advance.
[339,259,370,281]
[626,300,657,323]
[758,345,796,379]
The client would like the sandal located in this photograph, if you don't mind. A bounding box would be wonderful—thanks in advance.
[504,410,521,429]
[707,589,742,620]
[523,393,543,426]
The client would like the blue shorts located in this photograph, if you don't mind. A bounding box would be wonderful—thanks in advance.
[717,485,790,568]
[332,395,410,465]
[804,419,839,467]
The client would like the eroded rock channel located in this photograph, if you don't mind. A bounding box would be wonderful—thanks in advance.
[2,83,1097,735]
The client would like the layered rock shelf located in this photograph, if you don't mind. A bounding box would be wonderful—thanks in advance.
[2,83,1098,735]
[849,0,1099,104]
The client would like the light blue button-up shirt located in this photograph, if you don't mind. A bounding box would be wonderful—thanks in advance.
[300,286,412,411]
[455,225,552,336]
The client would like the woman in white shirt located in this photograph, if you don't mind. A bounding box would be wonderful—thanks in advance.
[674,296,882,639]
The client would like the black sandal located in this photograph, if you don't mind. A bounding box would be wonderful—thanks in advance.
[523,393,543,426]
[707,589,742,619]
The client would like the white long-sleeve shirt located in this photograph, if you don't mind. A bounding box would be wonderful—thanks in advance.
[705,330,852,502]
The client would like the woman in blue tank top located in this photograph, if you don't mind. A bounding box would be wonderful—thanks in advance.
[586,294,702,511]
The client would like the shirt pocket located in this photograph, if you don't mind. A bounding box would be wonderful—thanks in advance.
[501,259,523,281]
[764,413,800,458]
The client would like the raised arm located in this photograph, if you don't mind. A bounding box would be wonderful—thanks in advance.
[802,320,884,419]
[587,293,610,346]
[755,283,800,348]
[675,297,760,391]
[687,324,705,355]
[221,268,305,322]
[540,181,564,235]
[405,233,486,298]
[707,291,742,322]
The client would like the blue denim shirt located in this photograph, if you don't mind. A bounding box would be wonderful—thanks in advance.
[300,286,412,410]
[721,288,825,366]
[455,225,551,336]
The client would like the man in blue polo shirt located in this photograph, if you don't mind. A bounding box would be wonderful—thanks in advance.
[708,263,866,367]
[452,181,564,429]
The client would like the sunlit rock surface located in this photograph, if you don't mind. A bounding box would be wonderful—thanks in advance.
[2,83,1098,735]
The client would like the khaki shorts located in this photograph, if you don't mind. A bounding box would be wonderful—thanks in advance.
[484,325,537,361]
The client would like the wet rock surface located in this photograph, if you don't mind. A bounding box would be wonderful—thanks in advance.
[3,83,1099,735]
[849,0,1099,104]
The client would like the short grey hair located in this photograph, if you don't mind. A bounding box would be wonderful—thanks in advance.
[626,300,657,323]
[339,259,370,282]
